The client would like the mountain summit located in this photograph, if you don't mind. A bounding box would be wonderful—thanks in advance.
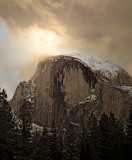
[11,54,132,128]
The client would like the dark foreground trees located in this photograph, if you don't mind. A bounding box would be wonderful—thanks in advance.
[16,100,32,160]
[124,104,132,160]
[79,112,125,160]
[36,121,62,160]
[98,112,124,160]
[0,88,132,160]
[63,123,80,160]
[0,88,17,160]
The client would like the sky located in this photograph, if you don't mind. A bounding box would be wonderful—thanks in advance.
[0,0,132,99]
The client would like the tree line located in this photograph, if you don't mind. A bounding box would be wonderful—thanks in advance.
[0,88,132,160]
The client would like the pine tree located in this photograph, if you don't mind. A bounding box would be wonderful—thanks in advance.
[109,112,124,160]
[125,104,132,160]
[63,123,80,160]
[80,113,99,160]
[127,104,132,143]
[37,127,51,160]
[80,125,91,160]
[0,88,16,159]
[86,113,99,160]
[37,121,62,160]
[30,129,46,160]
[98,113,111,160]
[18,99,32,160]
[48,121,62,160]
[98,112,124,160]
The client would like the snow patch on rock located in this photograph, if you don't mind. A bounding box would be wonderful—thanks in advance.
[32,123,43,133]
[113,86,132,96]
[70,53,121,79]
[70,122,80,127]
[79,95,97,105]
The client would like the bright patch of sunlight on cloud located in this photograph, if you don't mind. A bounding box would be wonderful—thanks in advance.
[25,27,64,56]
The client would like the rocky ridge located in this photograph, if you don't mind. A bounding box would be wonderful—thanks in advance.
[10,54,132,129]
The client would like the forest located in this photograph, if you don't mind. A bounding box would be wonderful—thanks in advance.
[0,88,132,160]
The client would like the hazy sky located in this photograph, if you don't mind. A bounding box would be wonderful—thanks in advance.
[0,0,132,99]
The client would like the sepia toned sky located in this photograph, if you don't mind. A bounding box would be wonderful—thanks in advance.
[0,0,132,99]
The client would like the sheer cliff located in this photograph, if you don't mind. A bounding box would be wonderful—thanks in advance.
[10,55,132,128]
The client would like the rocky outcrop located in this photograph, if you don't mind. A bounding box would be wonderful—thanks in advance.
[10,55,132,128]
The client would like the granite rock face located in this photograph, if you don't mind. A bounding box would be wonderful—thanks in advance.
[10,55,132,128]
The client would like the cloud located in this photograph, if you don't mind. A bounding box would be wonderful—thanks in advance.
[0,0,131,56]
[0,0,132,98]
